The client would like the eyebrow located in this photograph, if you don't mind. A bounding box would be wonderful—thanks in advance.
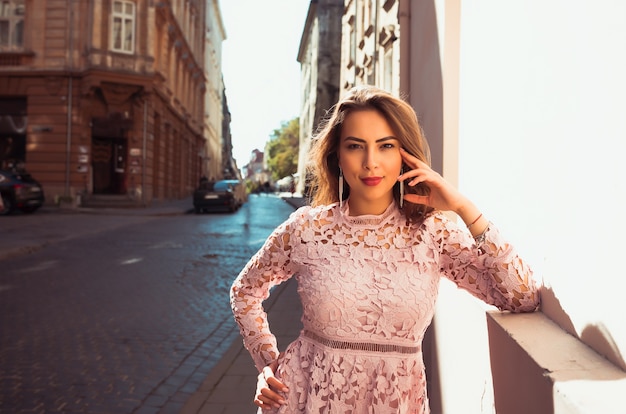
[343,136,398,143]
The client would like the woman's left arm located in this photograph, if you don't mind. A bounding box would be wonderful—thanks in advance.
[399,149,540,312]
[437,216,540,312]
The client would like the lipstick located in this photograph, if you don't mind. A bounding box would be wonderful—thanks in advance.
[361,177,383,186]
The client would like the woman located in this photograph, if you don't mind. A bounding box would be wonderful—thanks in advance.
[230,85,540,413]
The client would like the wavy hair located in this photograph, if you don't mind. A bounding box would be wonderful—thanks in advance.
[306,85,434,223]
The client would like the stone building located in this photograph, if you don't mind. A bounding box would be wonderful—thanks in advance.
[296,0,344,196]
[340,0,401,96]
[203,0,226,182]
[0,0,228,207]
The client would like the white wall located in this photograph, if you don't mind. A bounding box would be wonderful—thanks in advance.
[458,0,626,369]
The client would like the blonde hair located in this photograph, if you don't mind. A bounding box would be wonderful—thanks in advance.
[307,85,434,223]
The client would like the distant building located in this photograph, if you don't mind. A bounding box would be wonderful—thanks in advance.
[221,89,241,181]
[243,148,270,186]
[0,0,231,206]
[204,0,227,181]
[296,0,344,196]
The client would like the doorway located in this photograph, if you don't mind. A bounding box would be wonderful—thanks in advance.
[92,137,127,194]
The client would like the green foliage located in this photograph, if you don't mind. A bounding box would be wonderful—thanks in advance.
[266,118,299,181]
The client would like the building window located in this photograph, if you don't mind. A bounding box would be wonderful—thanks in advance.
[111,0,135,54]
[0,0,24,52]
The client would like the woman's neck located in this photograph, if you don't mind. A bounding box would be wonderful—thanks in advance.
[346,197,394,216]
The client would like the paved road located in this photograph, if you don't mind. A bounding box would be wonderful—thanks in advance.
[0,195,295,414]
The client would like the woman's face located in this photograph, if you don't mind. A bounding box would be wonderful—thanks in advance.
[337,109,402,215]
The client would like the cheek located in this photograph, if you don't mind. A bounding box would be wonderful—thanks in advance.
[386,154,403,172]
[339,154,360,172]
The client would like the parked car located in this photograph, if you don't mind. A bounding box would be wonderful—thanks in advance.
[193,179,244,213]
[0,169,45,215]
[216,179,247,208]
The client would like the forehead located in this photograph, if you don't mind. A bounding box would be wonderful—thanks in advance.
[340,109,395,139]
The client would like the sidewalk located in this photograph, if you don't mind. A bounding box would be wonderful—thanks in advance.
[179,195,307,414]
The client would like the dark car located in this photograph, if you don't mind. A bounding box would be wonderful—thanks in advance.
[0,169,45,215]
[193,179,242,213]
[216,179,246,208]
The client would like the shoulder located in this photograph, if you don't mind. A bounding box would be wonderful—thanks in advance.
[289,203,337,224]
[280,203,339,241]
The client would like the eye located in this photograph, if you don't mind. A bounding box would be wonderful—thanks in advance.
[381,142,396,149]
[346,143,362,150]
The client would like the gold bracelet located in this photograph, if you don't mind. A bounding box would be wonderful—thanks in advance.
[467,213,483,229]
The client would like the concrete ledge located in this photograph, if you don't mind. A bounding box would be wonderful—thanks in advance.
[487,311,626,413]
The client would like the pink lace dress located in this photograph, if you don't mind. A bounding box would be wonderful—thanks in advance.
[231,202,539,413]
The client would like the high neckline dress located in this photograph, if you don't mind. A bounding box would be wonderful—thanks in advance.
[231,202,539,413]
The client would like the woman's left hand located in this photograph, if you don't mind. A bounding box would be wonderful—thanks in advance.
[398,148,467,213]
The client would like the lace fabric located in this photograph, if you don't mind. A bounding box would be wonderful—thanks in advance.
[230,202,540,413]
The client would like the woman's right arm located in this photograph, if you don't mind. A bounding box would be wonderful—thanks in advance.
[230,216,299,372]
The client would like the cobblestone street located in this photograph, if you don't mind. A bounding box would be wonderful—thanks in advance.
[0,195,297,413]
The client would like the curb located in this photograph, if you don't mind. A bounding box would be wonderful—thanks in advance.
[179,196,307,414]
[179,279,294,414]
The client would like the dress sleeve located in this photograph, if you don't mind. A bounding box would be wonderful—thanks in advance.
[230,208,304,372]
[433,214,540,312]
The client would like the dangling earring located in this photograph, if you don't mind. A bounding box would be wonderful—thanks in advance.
[338,168,344,208]
[399,167,404,208]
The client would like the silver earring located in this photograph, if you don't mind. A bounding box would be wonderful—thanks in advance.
[399,168,404,208]
[339,168,344,208]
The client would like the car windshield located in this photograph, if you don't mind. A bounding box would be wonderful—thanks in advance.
[1,170,34,182]
[213,181,236,191]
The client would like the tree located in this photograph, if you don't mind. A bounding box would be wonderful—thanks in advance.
[265,118,299,181]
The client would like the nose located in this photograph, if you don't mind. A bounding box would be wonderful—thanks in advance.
[363,148,378,170]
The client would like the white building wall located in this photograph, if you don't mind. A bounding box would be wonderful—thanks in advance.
[458,0,626,369]
[430,0,626,412]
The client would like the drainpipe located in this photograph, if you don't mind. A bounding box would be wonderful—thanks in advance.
[399,0,410,97]
[142,98,147,205]
[353,0,358,85]
[373,0,379,82]
[65,0,74,198]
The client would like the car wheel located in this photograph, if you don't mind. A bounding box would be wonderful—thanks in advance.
[0,193,13,215]
[194,206,202,214]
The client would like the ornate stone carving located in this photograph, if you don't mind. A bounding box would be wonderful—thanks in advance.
[100,82,142,106]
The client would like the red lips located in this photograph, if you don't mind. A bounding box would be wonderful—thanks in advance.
[361,177,383,186]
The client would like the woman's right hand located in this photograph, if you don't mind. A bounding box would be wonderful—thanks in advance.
[254,359,289,410]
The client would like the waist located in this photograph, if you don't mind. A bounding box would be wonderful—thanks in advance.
[302,330,420,354]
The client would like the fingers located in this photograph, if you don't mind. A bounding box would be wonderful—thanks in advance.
[399,149,432,183]
[398,165,434,187]
[400,148,428,169]
[403,194,430,205]
[254,366,289,410]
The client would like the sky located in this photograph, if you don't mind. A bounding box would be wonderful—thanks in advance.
[218,1,311,168]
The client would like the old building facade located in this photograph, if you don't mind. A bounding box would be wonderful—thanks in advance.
[203,0,226,182]
[340,0,401,96]
[296,0,344,195]
[0,0,229,206]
